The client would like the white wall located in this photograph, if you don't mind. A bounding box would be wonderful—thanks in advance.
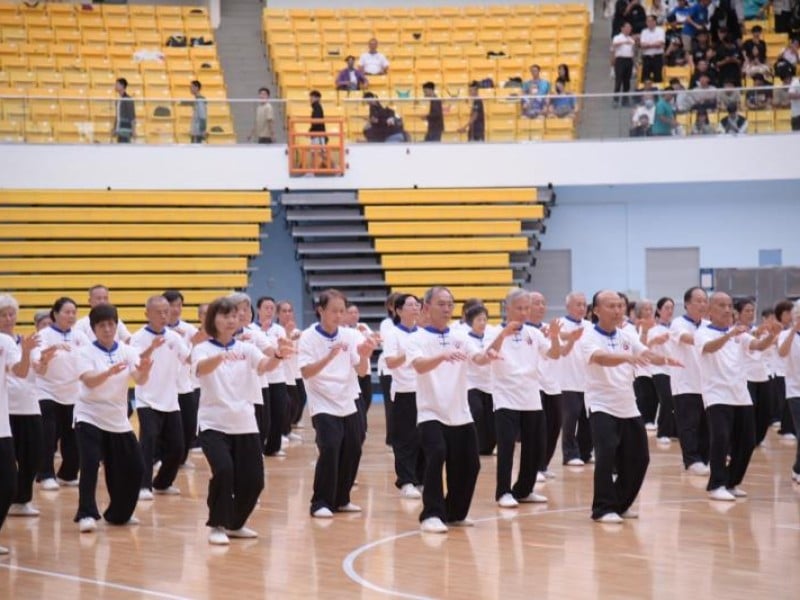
[0,135,797,190]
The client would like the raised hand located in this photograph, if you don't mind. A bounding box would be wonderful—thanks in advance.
[277,337,295,357]
[547,318,562,341]
[443,349,468,362]
[650,332,670,346]
[486,348,503,361]
[107,362,128,377]
[19,333,40,353]
[150,336,167,351]
[328,342,348,358]
[567,326,584,342]
[501,321,523,338]
[357,336,378,358]
[138,356,154,374]
[39,345,60,364]
[730,324,749,337]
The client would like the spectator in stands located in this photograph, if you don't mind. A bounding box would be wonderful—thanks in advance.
[248,87,274,144]
[548,79,576,117]
[718,80,741,110]
[691,73,719,109]
[669,77,694,113]
[308,90,327,168]
[652,91,677,135]
[612,22,636,107]
[742,0,769,21]
[363,92,405,143]
[459,81,485,142]
[718,102,748,133]
[632,93,656,126]
[421,82,444,142]
[557,64,571,88]
[742,25,766,62]
[690,59,717,88]
[359,38,389,76]
[775,70,800,130]
[743,45,772,80]
[746,73,773,109]
[647,0,667,24]
[772,70,793,108]
[189,80,207,143]
[335,56,368,91]
[522,64,551,118]
[630,113,653,136]
[641,15,666,83]
[689,28,715,68]
[773,0,793,34]
[714,31,743,87]
[691,108,716,134]
[790,73,800,131]
[682,0,712,51]
[113,78,135,143]
[635,78,658,104]
[665,36,688,67]
[667,0,692,30]
[613,0,647,37]
[777,38,800,67]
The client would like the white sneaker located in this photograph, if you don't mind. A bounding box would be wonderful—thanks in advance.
[154,486,180,496]
[656,437,671,444]
[536,471,546,483]
[8,502,40,517]
[727,487,747,498]
[337,502,362,513]
[566,458,585,466]
[189,446,204,454]
[518,492,548,504]
[420,517,448,533]
[645,422,657,431]
[208,527,230,545]
[126,516,140,526]
[40,478,60,491]
[400,483,422,499]
[792,471,800,484]
[780,433,797,440]
[79,517,97,533]
[771,420,781,429]
[312,507,334,519]
[621,509,639,519]
[497,493,519,508]
[226,526,258,539]
[595,512,623,524]
[138,488,154,501]
[57,478,79,487]
[288,432,302,442]
[708,487,736,502]
[179,461,195,470]
[449,518,475,527]
[281,435,290,446]
[0,545,8,555]
[586,456,595,464]
[268,450,287,457]
[687,462,710,476]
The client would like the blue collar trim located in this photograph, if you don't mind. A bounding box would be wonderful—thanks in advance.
[209,338,236,349]
[315,324,338,339]
[594,324,617,338]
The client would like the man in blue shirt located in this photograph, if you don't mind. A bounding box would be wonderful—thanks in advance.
[651,92,676,136]
[682,0,711,50]
[522,64,551,118]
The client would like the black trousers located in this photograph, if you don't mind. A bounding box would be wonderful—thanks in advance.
[775,376,797,435]
[199,429,264,529]
[286,385,299,433]
[38,399,79,481]
[468,388,496,455]
[265,382,289,455]
[561,390,593,463]
[178,390,199,464]
[0,437,17,532]
[392,392,424,488]
[706,404,755,491]
[292,378,307,425]
[634,376,659,425]
[310,411,362,514]
[641,54,664,83]
[9,414,43,504]
[652,374,677,439]
[673,393,709,468]
[495,409,545,500]
[589,411,649,520]
[137,407,184,491]
[748,380,773,446]
[257,388,271,450]
[419,420,480,523]
[540,391,562,471]
[74,422,144,524]
[792,116,800,132]
[613,57,634,104]
[380,373,394,445]
[358,374,372,420]
[787,397,800,475]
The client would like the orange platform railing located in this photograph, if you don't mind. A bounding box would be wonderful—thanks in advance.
[287,117,346,177]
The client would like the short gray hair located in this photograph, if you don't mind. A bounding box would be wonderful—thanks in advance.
[228,292,252,306]
[0,294,19,313]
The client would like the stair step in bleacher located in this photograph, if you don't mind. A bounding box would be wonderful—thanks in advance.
[281,192,358,206]
[292,225,369,238]
[286,208,364,222]
[296,241,375,255]
[308,273,387,288]
[302,258,382,272]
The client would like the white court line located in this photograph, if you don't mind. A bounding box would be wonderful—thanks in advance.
[342,494,798,600]
[0,563,193,600]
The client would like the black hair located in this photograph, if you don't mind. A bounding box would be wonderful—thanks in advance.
[465,304,488,326]
[683,286,706,305]
[162,289,185,304]
[733,297,755,313]
[50,297,77,321]
[310,90,322,100]
[761,308,774,318]
[363,91,377,99]
[89,304,118,331]
[116,77,128,88]
[205,297,237,339]
[316,289,347,312]
[655,296,674,318]
[557,63,570,82]
[385,292,401,317]
[775,300,794,322]
[422,81,435,91]
[191,79,202,90]
[392,294,420,324]
[258,87,271,95]
[256,296,276,309]
[461,297,484,318]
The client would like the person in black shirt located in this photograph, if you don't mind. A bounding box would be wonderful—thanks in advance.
[363,92,405,142]
[714,31,743,87]
[308,90,327,169]
[742,25,767,61]
[459,81,485,142]
[422,81,444,142]
[690,28,715,66]
[114,78,135,143]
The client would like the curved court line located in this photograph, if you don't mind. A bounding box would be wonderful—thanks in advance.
[342,494,795,600]
[0,563,193,600]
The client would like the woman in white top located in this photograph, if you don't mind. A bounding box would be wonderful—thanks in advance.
[735,298,774,447]
[464,304,495,456]
[74,304,153,533]
[649,297,677,442]
[378,293,400,446]
[257,296,292,457]
[777,300,800,484]
[632,300,660,430]
[276,300,306,429]
[33,296,91,490]
[2,296,50,518]
[383,294,423,499]
[298,289,376,518]
[192,297,276,545]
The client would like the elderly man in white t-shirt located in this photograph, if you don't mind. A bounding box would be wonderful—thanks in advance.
[696,292,779,501]
[778,299,800,484]
[582,291,680,523]
[358,38,390,76]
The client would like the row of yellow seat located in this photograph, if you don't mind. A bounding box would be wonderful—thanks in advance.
[1,189,271,327]
[357,188,542,302]
[0,3,208,18]
[265,3,588,20]
[674,107,795,133]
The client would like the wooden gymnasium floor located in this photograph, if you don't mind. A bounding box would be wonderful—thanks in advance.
[1,409,799,600]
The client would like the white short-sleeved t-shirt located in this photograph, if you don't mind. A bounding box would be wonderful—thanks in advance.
[75,342,140,433]
[240,324,274,401]
[33,325,91,405]
[466,331,493,394]
[582,325,646,419]
[282,326,303,383]
[377,317,394,376]
[640,26,666,56]
[695,325,753,407]
[75,315,131,343]
[557,316,592,393]
[359,51,389,75]
[406,327,477,426]
[0,334,22,437]
[191,339,262,434]
[262,322,288,384]
[647,323,672,376]
[486,324,550,411]
[298,325,361,418]
[742,327,770,383]
[168,320,199,394]
[6,333,39,415]
[383,324,418,397]
[779,329,800,398]
[528,323,560,396]
[130,327,189,412]
[669,316,707,396]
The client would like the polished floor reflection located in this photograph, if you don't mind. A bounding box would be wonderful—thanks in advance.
[1,412,799,599]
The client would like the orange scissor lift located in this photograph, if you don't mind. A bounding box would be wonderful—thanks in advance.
[287,117,346,177]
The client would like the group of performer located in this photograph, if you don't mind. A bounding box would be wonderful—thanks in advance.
[1,282,799,553]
